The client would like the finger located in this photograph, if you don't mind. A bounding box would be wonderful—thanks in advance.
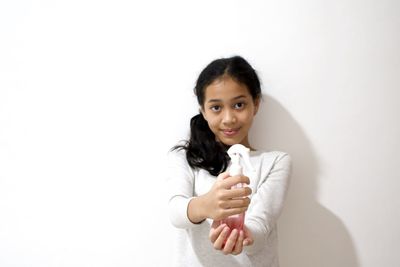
[232,230,244,255]
[222,229,238,254]
[213,226,230,250]
[211,220,221,229]
[243,237,254,246]
[217,188,251,203]
[222,175,250,188]
[220,197,251,209]
[209,223,227,243]
[224,187,252,199]
[221,207,249,218]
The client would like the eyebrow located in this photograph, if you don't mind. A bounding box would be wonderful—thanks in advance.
[207,95,247,103]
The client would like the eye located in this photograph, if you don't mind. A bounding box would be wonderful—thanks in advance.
[210,105,221,112]
[234,102,246,109]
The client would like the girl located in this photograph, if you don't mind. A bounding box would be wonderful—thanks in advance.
[166,56,291,267]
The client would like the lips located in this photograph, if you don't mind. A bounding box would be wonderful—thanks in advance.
[222,128,240,137]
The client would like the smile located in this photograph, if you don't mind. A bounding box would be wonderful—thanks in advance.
[222,128,240,137]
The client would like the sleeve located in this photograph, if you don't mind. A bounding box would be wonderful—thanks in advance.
[165,150,204,229]
[244,152,292,255]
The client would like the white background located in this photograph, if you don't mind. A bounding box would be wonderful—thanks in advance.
[1,1,399,266]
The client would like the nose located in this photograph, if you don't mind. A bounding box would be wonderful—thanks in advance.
[222,109,236,125]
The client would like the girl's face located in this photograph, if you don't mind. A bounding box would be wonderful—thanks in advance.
[201,76,260,148]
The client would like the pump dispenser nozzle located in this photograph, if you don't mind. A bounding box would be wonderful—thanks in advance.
[227,144,254,176]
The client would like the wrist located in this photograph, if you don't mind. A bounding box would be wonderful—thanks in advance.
[187,196,207,224]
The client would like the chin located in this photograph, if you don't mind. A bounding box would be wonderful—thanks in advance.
[219,138,242,146]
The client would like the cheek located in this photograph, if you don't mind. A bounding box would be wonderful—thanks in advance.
[205,116,222,133]
[238,110,250,120]
[207,119,219,131]
[240,112,255,126]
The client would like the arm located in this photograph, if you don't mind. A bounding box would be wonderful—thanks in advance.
[166,150,252,229]
[166,150,199,229]
[244,152,292,255]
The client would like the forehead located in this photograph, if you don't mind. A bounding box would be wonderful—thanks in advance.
[204,77,251,102]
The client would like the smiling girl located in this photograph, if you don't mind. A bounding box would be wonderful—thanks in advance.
[167,56,292,267]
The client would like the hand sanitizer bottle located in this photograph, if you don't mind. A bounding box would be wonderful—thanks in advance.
[221,144,254,232]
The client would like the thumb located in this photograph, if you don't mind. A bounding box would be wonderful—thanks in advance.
[211,220,221,228]
[217,171,230,181]
[243,225,254,246]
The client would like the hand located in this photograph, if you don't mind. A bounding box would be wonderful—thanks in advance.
[209,220,254,255]
[242,225,254,247]
[201,172,252,221]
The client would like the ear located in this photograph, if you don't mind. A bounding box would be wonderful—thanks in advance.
[253,97,261,115]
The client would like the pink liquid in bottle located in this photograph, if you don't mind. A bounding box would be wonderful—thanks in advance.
[220,181,246,246]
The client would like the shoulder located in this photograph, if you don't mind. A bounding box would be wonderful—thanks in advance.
[251,150,292,174]
[252,150,291,163]
[167,148,188,167]
[166,148,196,176]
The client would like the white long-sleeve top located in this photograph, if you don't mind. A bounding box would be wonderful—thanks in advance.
[166,149,292,267]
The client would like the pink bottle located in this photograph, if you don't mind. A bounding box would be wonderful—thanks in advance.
[221,144,254,232]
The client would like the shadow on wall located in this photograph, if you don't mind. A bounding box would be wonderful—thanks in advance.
[250,94,359,267]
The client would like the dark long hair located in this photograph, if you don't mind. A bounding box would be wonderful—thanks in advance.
[173,55,262,176]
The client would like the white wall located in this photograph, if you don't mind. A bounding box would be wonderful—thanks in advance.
[1,1,399,266]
